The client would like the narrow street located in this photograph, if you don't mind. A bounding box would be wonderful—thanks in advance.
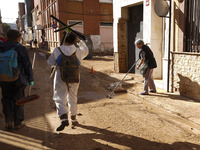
[0,48,200,150]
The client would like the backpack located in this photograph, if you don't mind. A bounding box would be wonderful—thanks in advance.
[56,47,80,83]
[0,46,20,82]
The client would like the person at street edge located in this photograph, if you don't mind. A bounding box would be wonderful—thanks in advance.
[30,39,33,50]
[34,39,38,49]
[0,29,34,129]
[0,33,7,43]
[135,39,157,95]
[47,32,89,131]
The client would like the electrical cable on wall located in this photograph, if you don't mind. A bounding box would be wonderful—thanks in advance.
[59,10,113,16]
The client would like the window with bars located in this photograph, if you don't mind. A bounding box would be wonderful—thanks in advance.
[184,0,200,52]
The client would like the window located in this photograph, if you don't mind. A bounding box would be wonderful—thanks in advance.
[68,0,83,1]
[184,0,200,52]
[68,20,83,26]
[100,22,113,27]
[99,0,112,3]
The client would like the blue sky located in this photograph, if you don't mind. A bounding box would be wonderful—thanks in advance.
[0,0,25,23]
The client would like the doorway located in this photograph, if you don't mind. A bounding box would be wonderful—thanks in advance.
[127,4,143,73]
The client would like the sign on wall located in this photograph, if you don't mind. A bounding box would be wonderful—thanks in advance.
[146,0,150,6]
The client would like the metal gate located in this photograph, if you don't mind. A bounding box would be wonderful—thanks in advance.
[185,0,200,52]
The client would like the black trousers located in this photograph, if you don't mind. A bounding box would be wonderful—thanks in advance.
[0,82,26,126]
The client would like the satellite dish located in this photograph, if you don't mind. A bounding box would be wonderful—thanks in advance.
[154,0,169,17]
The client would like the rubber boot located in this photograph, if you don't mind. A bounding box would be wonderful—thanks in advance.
[56,114,69,131]
[71,115,78,126]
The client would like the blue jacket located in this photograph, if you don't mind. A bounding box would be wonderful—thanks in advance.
[0,41,34,86]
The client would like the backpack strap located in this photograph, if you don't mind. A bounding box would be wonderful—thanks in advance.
[58,47,65,56]
[58,47,76,56]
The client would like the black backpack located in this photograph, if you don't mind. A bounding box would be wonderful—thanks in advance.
[57,47,79,83]
[139,45,157,69]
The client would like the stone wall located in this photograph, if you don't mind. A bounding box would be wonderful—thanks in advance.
[171,52,200,100]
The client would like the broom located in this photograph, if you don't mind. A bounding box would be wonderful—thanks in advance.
[16,52,40,105]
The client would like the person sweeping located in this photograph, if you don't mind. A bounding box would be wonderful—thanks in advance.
[47,32,88,131]
[0,29,34,129]
[135,39,157,95]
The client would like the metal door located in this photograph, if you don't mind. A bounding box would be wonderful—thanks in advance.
[128,5,143,73]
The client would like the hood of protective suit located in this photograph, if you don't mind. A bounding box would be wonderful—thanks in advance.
[59,45,77,56]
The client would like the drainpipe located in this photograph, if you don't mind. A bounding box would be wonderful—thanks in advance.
[167,0,171,92]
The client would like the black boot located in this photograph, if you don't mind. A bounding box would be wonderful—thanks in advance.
[56,120,69,131]
[56,114,69,131]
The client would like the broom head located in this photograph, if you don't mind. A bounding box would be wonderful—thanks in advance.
[16,94,40,105]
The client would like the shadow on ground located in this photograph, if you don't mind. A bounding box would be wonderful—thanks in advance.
[0,123,199,150]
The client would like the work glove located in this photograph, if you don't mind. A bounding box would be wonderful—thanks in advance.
[76,37,80,43]
[29,81,34,87]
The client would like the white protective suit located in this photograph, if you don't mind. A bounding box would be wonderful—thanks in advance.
[47,40,89,117]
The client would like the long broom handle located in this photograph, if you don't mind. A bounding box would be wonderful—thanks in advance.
[49,65,57,79]
[29,52,36,96]
[32,52,36,70]
[108,58,139,97]
[49,17,68,79]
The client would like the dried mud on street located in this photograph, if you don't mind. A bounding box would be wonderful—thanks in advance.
[0,48,200,150]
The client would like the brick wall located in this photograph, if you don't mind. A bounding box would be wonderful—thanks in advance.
[59,1,83,24]
[117,19,128,73]
[99,3,113,22]
[42,0,113,52]
[83,0,100,35]
[171,52,200,100]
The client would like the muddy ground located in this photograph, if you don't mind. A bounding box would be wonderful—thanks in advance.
[0,48,200,150]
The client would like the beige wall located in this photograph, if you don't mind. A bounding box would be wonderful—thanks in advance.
[100,26,113,53]
[171,0,185,52]
[150,0,163,79]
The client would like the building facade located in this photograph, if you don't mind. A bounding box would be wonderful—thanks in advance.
[23,0,34,42]
[33,0,113,52]
[113,0,163,78]
[32,0,44,46]
[170,0,200,100]
[0,10,3,34]
[114,0,200,101]
[17,2,25,41]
